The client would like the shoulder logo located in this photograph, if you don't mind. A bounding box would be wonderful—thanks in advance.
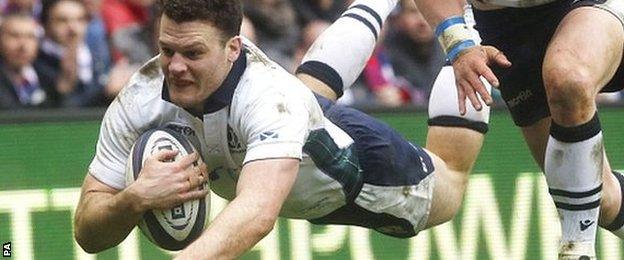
[260,131,279,141]
[580,219,595,231]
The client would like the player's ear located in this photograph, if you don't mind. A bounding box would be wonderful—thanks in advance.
[225,36,242,63]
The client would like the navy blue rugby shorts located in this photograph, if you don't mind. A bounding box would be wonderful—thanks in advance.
[308,95,436,238]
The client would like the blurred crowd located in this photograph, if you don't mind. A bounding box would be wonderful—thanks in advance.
[1,0,619,110]
[0,0,152,109]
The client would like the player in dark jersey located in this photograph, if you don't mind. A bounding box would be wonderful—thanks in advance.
[412,0,624,258]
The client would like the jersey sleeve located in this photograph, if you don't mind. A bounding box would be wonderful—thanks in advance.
[239,89,312,164]
[88,92,143,190]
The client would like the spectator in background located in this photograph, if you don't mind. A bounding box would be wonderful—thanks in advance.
[101,0,156,64]
[382,2,445,105]
[292,18,361,105]
[290,0,350,26]
[100,0,157,97]
[362,44,418,107]
[0,14,58,109]
[84,0,110,88]
[242,0,298,69]
[84,0,134,100]
[0,0,41,18]
[36,0,105,107]
[293,20,330,70]
[240,15,257,43]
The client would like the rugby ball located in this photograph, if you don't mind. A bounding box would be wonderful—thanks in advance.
[125,128,209,251]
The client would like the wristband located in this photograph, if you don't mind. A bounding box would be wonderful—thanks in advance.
[435,16,476,62]
[447,39,476,63]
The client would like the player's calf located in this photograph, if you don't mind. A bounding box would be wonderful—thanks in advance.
[426,66,489,173]
[603,171,624,238]
[423,66,491,229]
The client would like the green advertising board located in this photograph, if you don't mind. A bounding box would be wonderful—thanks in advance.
[1,108,624,259]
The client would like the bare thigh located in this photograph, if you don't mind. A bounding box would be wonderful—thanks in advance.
[424,149,465,229]
[543,7,624,124]
[546,7,624,92]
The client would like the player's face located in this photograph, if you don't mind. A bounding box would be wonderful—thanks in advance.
[158,15,241,113]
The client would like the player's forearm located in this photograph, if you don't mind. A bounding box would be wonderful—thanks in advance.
[176,159,297,259]
[74,189,143,253]
[175,196,277,259]
[413,0,465,27]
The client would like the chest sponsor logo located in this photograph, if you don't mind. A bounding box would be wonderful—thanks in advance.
[165,123,196,137]
[165,123,203,153]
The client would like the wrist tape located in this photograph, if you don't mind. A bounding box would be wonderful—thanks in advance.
[435,16,476,63]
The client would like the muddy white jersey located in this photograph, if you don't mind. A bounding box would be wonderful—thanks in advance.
[89,39,358,219]
[470,0,558,8]
[464,4,483,44]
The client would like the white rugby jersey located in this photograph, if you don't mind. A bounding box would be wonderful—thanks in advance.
[89,39,359,219]
[470,0,557,8]
[464,5,482,44]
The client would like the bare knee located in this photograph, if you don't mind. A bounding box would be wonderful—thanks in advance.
[543,58,597,125]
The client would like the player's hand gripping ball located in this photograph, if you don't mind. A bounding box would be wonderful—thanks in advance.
[125,128,209,250]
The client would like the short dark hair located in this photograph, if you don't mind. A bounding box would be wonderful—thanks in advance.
[40,0,88,27]
[0,13,38,35]
[160,0,242,40]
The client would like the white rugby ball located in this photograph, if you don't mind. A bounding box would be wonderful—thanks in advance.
[125,128,209,251]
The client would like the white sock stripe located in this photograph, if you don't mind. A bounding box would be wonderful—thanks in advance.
[346,0,398,18]
[344,5,383,33]
[341,12,379,40]
[299,0,398,93]
[554,199,601,211]
[550,193,602,206]
[549,183,602,198]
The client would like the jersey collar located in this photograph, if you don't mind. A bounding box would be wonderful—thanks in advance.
[161,52,247,116]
